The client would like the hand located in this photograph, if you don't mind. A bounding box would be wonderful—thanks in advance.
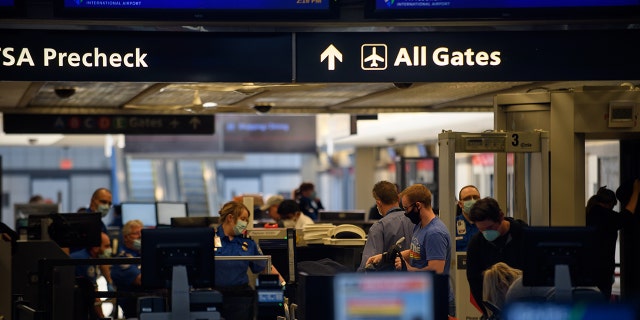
[394,257,403,270]
[366,254,382,267]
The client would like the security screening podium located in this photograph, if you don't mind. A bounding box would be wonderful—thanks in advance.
[438,130,549,320]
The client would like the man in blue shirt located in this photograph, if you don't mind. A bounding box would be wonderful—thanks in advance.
[358,180,413,271]
[70,232,112,319]
[456,185,481,252]
[111,219,143,319]
[367,184,455,317]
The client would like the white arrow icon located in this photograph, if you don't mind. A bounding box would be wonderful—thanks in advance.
[321,44,343,71]
[189,117,201,130]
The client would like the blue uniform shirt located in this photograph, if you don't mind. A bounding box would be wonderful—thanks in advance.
[214,225,266,288]
[455,214,479,252]
[70,248,98,285]
[111,245,141,290]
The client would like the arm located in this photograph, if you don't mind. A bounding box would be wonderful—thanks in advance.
[99,264,113,288]
[400,258,446,273]
[625,179,640,213]
[262,265,286,285]
[358,224,384,271]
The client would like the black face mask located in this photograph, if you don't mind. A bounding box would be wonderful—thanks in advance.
[405,207,421,225]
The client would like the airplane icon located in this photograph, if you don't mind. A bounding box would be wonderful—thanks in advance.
[364,48,385,67]
[361,44,387,70]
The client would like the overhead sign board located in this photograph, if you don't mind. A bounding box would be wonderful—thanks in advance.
[296,30,640,82]
[2,29,640,83]
[0,30,292,82]
[2,114,215,134]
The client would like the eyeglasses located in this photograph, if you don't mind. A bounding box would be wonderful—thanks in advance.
[402,203,417,211]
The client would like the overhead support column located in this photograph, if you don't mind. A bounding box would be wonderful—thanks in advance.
[549,92,584,225]
[353,147,377,213]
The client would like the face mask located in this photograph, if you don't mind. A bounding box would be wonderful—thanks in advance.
[99,248,112,259]
[234,219,248,235]
[462,199,477,214]
[97,204,111,218]
[405,207,421,225]
[482,230,501,242]
[132,239,142,251]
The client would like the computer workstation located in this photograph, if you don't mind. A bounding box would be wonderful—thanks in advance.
[139,227,221,320]
[13,202,61,240]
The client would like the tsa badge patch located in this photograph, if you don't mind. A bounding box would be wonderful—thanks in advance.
[457,219,467,235]
[242,241,249,251]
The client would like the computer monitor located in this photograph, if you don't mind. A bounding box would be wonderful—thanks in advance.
[14,203,61,230]
[248,228,297,283]
[170,216,218,228]
[156,202,188,226]
[522,226,598,287]
[121,202,157,228]
[318,210,366,221]
[29,212,102,248]
[503,301,637,320]
[141,227,215,289]
[333,272,436,320]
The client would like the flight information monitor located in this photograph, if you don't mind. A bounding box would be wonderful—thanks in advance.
[367,0,640,20]
[0,0,23,17]
[55,0,336,20]
[156,202,188,226]
[121,202,157,228]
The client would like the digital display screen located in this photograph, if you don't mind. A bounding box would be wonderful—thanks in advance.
[62,0,329,10]
[368,0,640,19]
[221,115,317,153]
[121,202,157,228]
[334,272,435,320]
[57,0,335,19]
[156,202,188,226]
[374,0,639,10]
[0,0,23,17]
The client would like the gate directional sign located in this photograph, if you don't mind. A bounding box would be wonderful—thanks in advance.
[296,30,640,82]
[2,114,215,134]
[3,29,640,83]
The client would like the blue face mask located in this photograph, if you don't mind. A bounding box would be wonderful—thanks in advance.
[482,230,501,242]
[462,199,477,214]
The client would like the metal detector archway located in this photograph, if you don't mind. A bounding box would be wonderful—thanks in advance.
[438,130,549,320]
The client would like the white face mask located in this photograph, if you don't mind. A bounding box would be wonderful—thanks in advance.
[234,219,248,235]
[99,248,113,259]
[97,204,111,217]
[132,239,141,251]
[462,199,477,214]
